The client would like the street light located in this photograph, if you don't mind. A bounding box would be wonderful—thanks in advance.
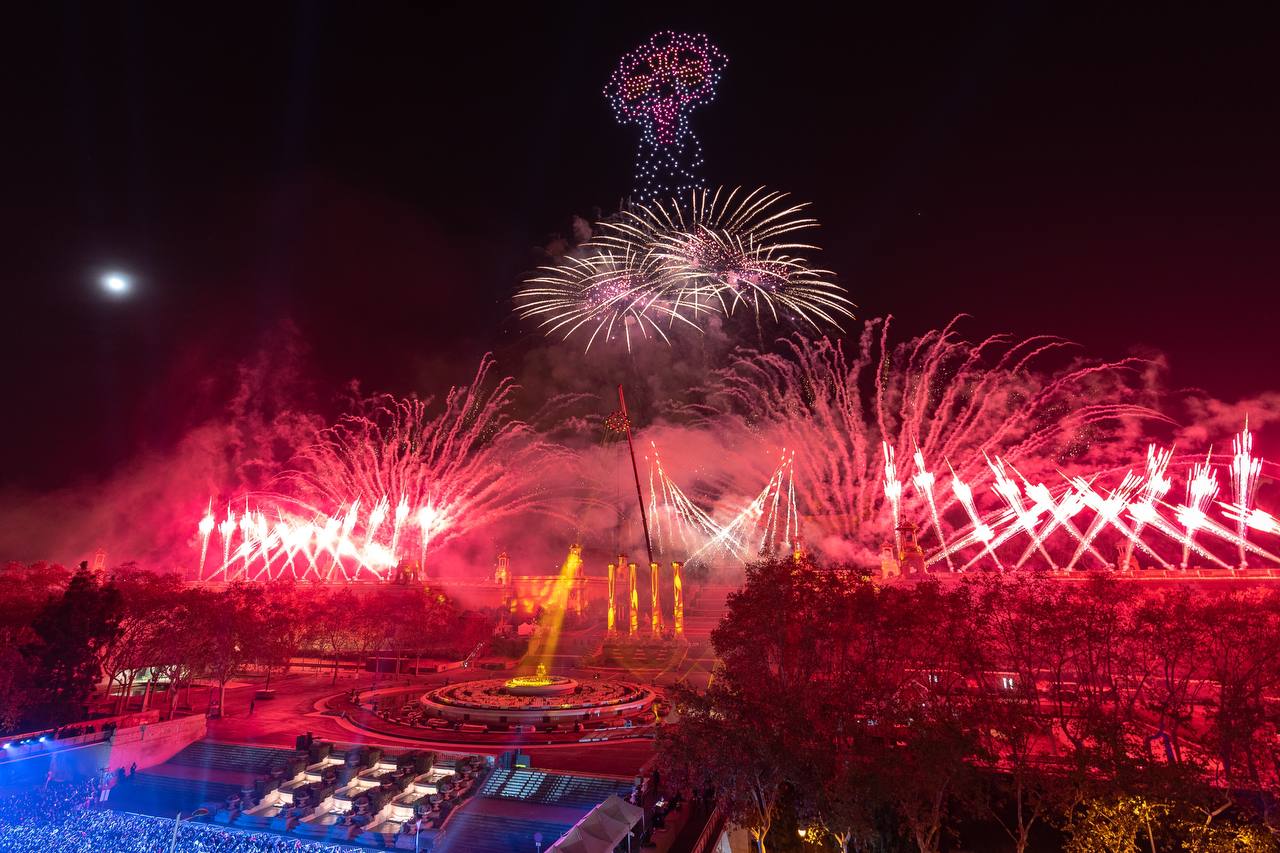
[169,807,208,852]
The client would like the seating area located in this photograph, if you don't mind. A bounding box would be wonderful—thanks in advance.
[224,743,489,849]
[479,769,633,810]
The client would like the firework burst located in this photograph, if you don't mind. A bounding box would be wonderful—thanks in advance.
[516,187,854,349]
[515,248,699,351]
[603,186,853,329]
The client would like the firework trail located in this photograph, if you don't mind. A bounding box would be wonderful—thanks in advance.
[983,456,1056,569]
[947,463,1003,570]
[1010,481,1106,569]
[202,356,560,581]
[1177,450,1219,568]
[1063,472,1147,570]
[1119,444,1173,570]
[911,448,954,570]
[197,503,215,579]
[686,316,1167,560]
[1228,421,1263,568]
[882,442,903,556]
[647,443,800,563]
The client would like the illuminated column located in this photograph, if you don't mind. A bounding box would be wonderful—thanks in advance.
[606,563,617,636]
[628,562,639,636]
[571,548,584,616]
[672,561,684,637]
[650,562,663,635]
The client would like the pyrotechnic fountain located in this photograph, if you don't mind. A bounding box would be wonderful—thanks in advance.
[874,422,1280,574]
[195,357,554,582]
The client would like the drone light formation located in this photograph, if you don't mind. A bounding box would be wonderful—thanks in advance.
[605,31,727,202]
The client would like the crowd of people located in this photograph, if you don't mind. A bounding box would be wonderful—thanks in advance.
[0,779,357,852]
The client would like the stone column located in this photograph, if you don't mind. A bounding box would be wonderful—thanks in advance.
[628,562,639,637]
[606,563,617,636]
[672,561,684,637]
[650,562,663,635]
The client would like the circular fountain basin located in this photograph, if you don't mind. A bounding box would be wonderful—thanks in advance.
[418,677,656,725]
[503,674,579,696]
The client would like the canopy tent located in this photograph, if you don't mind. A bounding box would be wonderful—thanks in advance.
[547,794,643,853]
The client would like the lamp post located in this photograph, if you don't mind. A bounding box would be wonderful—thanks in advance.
[169,808,208,852]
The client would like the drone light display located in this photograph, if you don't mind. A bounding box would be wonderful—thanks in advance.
[605,31,727,203]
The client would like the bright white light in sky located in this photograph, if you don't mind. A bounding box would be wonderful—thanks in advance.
[101,272,130,294]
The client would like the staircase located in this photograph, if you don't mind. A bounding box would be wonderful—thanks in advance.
[109,772,242,818]
[439,813,573,853]
[167,741,304,775]
[683,584,736,643]
[480,768,632,810]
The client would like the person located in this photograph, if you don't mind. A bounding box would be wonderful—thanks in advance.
[128,761,137,779]
[249,698,256,716]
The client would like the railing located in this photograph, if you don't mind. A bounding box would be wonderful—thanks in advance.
[688,804,724,853]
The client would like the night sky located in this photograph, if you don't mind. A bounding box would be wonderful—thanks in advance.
[5,4,1279,490]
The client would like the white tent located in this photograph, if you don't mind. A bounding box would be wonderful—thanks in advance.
[547,794,643,853]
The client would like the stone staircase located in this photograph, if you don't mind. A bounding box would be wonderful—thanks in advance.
[439,813,574,853]
[167,741,304,776]
[110,771,242,818]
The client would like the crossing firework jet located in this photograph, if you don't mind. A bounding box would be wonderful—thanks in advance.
[689,316,1170,559]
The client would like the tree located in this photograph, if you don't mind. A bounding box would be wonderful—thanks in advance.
[254,582,313,692]
[659,682,788,853]
[1064,794,1171,853]
[101,566,185,713]
[24,564,122,726]
[0,561,69,731]
[190,584,259,716]
[310,588,358,685]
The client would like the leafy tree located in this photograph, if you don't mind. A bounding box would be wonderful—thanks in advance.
[101,566,185,712]
[659,682,787,853]
[1064,794,1170,853]
[254,581,313,692]
[24,564,122,726]
[190,584,260,715]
